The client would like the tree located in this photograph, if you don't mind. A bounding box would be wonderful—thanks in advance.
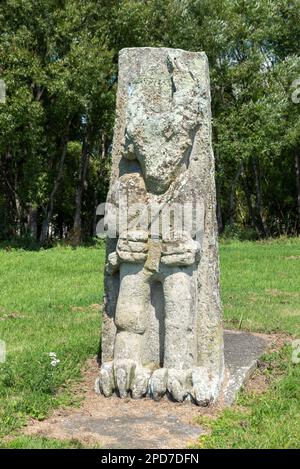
[1,0,300,242]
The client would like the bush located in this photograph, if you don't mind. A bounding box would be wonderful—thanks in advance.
[221,224,258,241]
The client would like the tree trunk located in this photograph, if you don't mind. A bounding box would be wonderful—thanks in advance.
[229,160,243,226]
[92,189,98,237]
[71,130,92,246]
[39,121,71,244]
[214,149,223,234]
[28,206,38,241]
[295,153,300,233]
[242,167,261,238]
[252,156,269,237]
[1,152,18,238]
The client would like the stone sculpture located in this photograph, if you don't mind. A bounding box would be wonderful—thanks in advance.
[96,47,224,405]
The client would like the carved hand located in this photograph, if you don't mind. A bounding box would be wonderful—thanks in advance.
[161,231,200,266]
[116,230,149,263]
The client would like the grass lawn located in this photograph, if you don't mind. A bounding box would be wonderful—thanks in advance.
[221,238,300,336]
[0,238,299,448]
[0,244,105,443]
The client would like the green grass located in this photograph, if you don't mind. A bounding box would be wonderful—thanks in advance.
[195,346,300,448]
[0,244,105,443]
[221,238,300,335]
[198,237,300,449]
[0,238,299,448]
[0,436,85,449]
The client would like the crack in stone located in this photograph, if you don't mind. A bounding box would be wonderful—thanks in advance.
[166,56,177,98]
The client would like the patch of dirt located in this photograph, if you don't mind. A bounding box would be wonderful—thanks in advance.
[89,304,102,311]
[71,304,102,313]
[244,368,270,395]
[21,332,289,449]
[0,311,25,320]
[257,331,293,352]
[23,358,218,449]
[265,288,300,298]
[242,332,292,396]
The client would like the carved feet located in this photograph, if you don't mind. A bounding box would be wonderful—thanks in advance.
[96,360,221,406]
[95,360,151,399]
[150,367,221,405]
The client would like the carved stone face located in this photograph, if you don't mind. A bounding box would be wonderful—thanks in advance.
[123,64,201,195]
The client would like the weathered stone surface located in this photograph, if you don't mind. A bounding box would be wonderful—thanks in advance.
[223,330,269,405]
[149,368,168,401]
[98,47,224,405]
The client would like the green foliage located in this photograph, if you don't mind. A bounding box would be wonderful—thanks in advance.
[221,224,258,240]
[0,0,115,241]
[1,0,300,241]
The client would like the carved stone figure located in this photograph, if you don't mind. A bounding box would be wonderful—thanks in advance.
[96,48,224,405]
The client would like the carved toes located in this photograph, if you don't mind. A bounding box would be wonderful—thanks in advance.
[191,367,221,406]
[96,360,151,399]
[149,368,168,401]
[114,359,136,398]
[131,366,152,399]
[96,363,221,405]
[148,367,221,405]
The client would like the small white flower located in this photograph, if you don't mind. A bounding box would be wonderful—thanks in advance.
[48,352,60,367]
[50,358,60,367]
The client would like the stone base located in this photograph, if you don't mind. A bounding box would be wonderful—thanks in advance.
[222,330,269,405]
[96,330,269,406]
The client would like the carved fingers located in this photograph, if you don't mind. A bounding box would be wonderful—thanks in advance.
[117,230,149,263]
[161,231,200,266]
[113,230,200,267]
